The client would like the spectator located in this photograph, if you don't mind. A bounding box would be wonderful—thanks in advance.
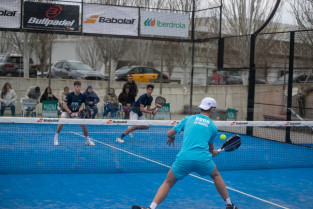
[103,88,119,118]
[212,70,221,85]
[118,85,133,119]
[83,85,100,119]
[59,86,69,115]
[40,87,59,103]
[24,86,41,117]
[0,83,17,116]
[123,76,137,104]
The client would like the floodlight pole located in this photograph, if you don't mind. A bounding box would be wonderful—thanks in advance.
[246,0,281,136]
[189,0,196,114]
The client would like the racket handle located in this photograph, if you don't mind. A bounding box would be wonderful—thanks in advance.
[217,148,224,152]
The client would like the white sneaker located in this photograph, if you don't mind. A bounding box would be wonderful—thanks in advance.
[129,132,133,138]
[116,137,125,143]
[54,135,59,146]
[85,138,95,146]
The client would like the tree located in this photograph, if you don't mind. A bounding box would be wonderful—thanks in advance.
[76,37,102,71]
[34,34,54,77]
[0,32,12,53]
[8,32,38,78]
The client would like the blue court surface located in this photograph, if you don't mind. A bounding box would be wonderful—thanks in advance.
[1,123,313,209]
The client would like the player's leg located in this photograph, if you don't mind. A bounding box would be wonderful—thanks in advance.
[152,168,178,206]
[54,113,68,145]
[209,166,238,209]
[116,111,138,143]
[80,124,95,146]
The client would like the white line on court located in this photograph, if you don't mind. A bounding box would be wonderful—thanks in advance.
[71,132,289,209]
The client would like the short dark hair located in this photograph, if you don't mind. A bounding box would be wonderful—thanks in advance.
[147,84,154,89]
[35,87,40,92]
[200,107,215,113]
[74,81,81,86]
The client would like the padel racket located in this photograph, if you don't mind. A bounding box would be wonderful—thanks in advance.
[217,135,241,152]
[155,96,166,109]
[78,109,92,119]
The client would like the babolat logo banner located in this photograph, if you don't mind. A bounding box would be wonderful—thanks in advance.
[23,2,79,31]
[0,0,21,28]
[83,4,138,36]
[140,11,189,38]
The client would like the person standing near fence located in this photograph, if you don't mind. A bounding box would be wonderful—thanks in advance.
[0,83,17,116]
[123,76,137,104]
[118,85,133,119]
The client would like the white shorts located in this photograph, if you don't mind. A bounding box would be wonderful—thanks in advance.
[130,111,146,120]
[61,112,79,119]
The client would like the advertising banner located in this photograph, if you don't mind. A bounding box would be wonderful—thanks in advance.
[23,2,79,31]
[140,11,189,38]
[0,0,21,28]
[83,4,138,36]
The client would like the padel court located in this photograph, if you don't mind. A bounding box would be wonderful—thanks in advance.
[0,122,313,209]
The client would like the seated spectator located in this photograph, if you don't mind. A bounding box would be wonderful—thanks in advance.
[40,87,59,103]
[0,83,17,116]
[118,85,133,119]
[83,85,100,119]
[59,86,69,115]
[103,88,119,118]
[24,86,41,117]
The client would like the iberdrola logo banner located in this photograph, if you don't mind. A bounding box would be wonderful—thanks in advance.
[140,11,189,38]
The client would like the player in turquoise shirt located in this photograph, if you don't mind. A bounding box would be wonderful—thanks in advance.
[132,97,238,209]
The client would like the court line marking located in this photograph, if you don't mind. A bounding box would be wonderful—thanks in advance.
[71,132,289,209]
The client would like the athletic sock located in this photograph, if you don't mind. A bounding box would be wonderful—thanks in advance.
[120,133,125,138]
[149,202,158,209]
[54,133,59,137]
[224,198,232,205]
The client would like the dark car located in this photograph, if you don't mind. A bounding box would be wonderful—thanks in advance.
[208,71,243,85]
[274,73,313,84]
[0,53,37,78]
[113,66,169,82]
[50,60,105,80]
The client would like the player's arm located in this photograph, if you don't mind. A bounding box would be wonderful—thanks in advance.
[62,102,73,115]
[140,104,155,114]
[166,129,176,147]
[209,143,220,157]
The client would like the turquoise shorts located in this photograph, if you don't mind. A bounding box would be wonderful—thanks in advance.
[172,159,215,180]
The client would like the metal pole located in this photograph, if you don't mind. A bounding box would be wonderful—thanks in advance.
[189,0,196,114]
[285,31,295,143]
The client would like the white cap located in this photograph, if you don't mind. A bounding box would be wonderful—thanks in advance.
[198,97,217,110]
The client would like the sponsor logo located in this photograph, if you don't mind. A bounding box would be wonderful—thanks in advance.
[144,18,186,29]
[106,120,113,124]
[0,10,18,17]
[285,122,301,126]
[27,17,75,27]
[46,5,62,18]
[112,121,127,124]
[230,122,248,125]
[84,15,135,25]
[84,15,99,24]
[144,18,155,26]
[37,118,59,123]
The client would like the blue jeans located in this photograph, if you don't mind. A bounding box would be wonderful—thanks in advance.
[103,103,118,118]
[85,105,98,119]
[1,103,15,116]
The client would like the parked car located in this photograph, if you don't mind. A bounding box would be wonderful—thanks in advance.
[208,71,243,85]
[113,66,169,83]
[50,60,105,80]
[274,73,313,84]
[0,53,37,78]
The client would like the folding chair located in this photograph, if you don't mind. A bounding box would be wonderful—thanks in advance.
[20,98,37,117]
[102,102,122,119]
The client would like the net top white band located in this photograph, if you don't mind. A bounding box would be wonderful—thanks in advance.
[0,117,313,127]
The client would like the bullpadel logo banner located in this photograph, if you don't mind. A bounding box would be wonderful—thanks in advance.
[23,2,80,31]
[140,11,189,38]
[0,0,21,28]
[83,4,138,36]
